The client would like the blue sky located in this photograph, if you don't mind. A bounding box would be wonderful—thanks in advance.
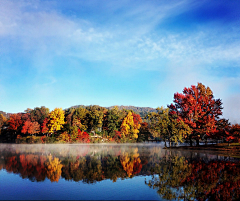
[0,0,239,123]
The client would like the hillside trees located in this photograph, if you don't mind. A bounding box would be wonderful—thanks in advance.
[86,105,107,132]
[104,106,124,137]
[168,83,223,146]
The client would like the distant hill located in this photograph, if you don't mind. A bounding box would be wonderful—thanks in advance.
[0,105,157,119]
[66,105,157,118]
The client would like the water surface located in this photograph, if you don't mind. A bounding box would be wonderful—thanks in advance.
[0,144,239,200]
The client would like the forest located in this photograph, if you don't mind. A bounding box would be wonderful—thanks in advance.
[0,83,239,146]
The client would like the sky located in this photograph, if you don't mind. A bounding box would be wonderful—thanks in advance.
[0,0,239,123]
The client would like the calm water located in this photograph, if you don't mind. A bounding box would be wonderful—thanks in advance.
[0,143,239,200]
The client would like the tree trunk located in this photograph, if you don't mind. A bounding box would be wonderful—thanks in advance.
[190,136,193,147]
[196,138,200,146]
[168,135,171,147]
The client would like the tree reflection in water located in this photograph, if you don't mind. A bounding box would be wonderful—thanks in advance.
[0,145,240,200]
[146,155,240,201]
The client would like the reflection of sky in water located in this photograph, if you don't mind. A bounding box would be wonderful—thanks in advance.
[0,170,160,200]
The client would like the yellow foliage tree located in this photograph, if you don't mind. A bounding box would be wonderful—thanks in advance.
[48,108,65,133]
[120,112,141,139]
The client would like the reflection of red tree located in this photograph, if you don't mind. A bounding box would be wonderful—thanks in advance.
[133,158,142,175]
[6,156,18,173]
[182,160,240,201]
[19,154,47,181]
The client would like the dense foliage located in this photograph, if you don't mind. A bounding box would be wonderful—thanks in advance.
[0,83,239,145]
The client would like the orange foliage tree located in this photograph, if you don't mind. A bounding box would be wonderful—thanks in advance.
[21,120,40,135]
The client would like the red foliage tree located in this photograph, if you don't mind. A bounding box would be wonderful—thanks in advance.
[76,129,90,143]
[229,124,240,143]
[132,113,142,125]
[41,118,49,134]
[168,83,223,146]
[8,113,23,134]
[21,120,32,134]
[113,130,122,142]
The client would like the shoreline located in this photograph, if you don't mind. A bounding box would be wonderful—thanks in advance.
[164,143,240,157]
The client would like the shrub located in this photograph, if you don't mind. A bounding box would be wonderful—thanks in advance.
[76,129,90,143]
[56,132,71,143]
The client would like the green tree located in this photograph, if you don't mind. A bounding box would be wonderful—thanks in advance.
[147,107,191,147]
[86,105,106,132]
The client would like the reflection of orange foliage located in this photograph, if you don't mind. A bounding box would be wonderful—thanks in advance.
[120,148,142,177]
[6,156,18,173]
[19,154,47,181]
[46,155,63,182]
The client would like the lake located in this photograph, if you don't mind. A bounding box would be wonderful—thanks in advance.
[0,143,239,200]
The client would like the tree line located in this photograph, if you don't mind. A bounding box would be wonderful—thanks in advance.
[0,82,239,145]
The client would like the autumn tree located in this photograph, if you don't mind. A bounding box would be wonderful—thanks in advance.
[64,107,88,134]
[8,113,23,134]
[168,83,223,146]
[212,118,231,144]
[229,124,240,143]
[120,111,142,140]
[41,117,49,135]
[147,107,191,147]
[22,120,40,135]
[48,108,65,134]
[29,106,50,126]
